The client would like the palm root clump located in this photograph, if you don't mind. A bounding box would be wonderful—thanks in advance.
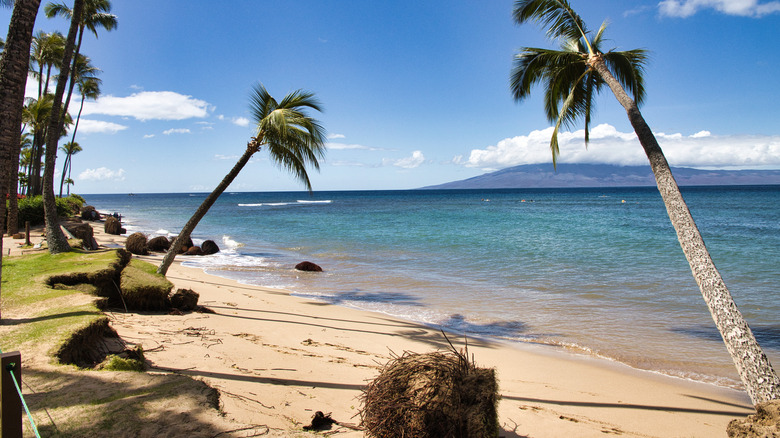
[125,232,148,255]
[104,216,124,235]
[360,349,499,438]
[147,235,171,252]
[728,400,780,437]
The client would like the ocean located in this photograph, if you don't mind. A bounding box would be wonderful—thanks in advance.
[83,185,780,390]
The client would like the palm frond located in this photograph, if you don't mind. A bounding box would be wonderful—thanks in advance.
[249,84,327,191]
[513,0,589,48]
[511,47,584,103]
[602,48,649,106]
[44,2,71,19]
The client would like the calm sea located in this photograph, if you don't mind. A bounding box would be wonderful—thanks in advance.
[83,186,780,389]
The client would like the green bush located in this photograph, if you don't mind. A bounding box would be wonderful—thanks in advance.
[15,195,84,226]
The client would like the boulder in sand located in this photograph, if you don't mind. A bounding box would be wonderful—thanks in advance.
[201,239,220,255]
[295,261,323,272]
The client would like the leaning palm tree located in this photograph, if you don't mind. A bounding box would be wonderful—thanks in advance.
[0,0,43,318]
[510,0,779,405]
[157,83,327,275]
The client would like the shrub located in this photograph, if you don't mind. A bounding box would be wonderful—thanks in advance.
[16,195,78,226]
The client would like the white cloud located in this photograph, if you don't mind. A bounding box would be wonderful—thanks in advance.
[327,133,346,139]
[659,0,780,17]
[76,119,128,134]
[163,128,191,135]
[461,123,780,170]
[143,134,155,139]
[79,167,126,181]
[232,117,250,127]
[328,142,383,151]
[215,154,239,160]
[385,150,426,169]
[81,91,211,121]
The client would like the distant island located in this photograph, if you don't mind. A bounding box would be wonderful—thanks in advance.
[423,163,780,189]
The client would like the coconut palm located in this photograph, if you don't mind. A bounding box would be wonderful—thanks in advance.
[42,0,84,254]
[510,0,779,404]
[30,30,65,98]
[59,57,99,197]
[58,141,81,196]
[45,0,116,127]
[157,83,327,275]
[0,0,42,317]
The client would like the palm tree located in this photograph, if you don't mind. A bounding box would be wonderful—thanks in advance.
[45,0,116,128]
[63,177,74,193]
[59,57,99,197]
[30,31,65,98]
[58,141,81,196]
[510,0,779,405]
[0,0,43,317]
[42,0,84,254]
[157,83,327,275]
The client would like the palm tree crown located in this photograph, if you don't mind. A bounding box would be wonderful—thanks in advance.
[510,0,648,166]
[249,84,326,191]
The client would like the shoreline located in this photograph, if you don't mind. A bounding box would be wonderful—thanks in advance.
[83,221,753,436]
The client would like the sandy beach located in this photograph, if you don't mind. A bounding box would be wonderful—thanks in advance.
[6,224,755,437]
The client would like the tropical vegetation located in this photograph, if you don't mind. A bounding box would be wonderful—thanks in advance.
[157,83,327,275]
[509,0,780,405]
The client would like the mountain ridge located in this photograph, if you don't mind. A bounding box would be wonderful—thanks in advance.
[422,164,780,189]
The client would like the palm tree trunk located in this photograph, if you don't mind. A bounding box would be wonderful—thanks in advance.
[158,143,259,276]
[60,96,84,197]
[42,0,83,254]
[590,56,780,405]
[59,28,85,131]
[0,0,43,318]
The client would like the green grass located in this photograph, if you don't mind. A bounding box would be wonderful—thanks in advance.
[0,249,233,437]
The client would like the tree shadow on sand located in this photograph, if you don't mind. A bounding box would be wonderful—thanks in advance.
[437,314,528,340]
[23,365,259,437]
[671,324,780,350]
[305,288,424,307]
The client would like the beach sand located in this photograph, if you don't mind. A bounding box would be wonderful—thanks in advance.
[5,224,755,437]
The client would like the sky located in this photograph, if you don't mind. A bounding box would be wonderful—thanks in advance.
[2,0,780,194]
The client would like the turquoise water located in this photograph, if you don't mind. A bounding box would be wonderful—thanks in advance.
[83,186,780,389]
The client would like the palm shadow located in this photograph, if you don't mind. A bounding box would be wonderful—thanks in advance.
[671,324,780,350]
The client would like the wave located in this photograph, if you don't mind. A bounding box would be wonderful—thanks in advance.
[238,200,333,207]
[222,235,245,249]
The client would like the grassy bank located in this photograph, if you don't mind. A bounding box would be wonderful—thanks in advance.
[0,250,237,437]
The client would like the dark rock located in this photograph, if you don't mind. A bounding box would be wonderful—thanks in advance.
[104,216,123,235]
[184,246,204,256]
[147,236,171,252]
[80,205,100,221]
[295,261,323,272]
[125,232,148,255]
[62,222,97,250]
[170,288,199,311]
[728,400,780,437]
[201,239,220,255]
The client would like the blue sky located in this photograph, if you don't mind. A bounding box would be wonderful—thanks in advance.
[3,0,780,194]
